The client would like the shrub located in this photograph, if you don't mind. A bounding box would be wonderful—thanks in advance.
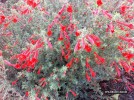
[0,0,134,100]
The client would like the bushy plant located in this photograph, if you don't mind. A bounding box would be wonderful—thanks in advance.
[0,0,134,100]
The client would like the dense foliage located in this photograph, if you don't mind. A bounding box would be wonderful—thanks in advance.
[0,0,134,100]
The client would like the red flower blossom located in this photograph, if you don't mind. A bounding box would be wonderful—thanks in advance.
[66,92,68,99]
[39,78,47,87]
[97,0,103,6]
[47,30,52,37]
[31,58,38,64]
[102,10,112,20]
[85,57,90,68]
[119,60,132,73]
[84,44,92,52]
[3,22,10,30]
[12,16,18,23]
[120,5,128,14]
[61,25,66,31]
[66,58,74,68]
[18,54,26,62]
[14,64,21,69]
[0,50,2,56]
[21,8,31,15]
[32,2,37,8]
[12,80,17,86]
[67,5,73,13]
[26,0,38,8]
[88,34,102,47]
[61,16,66,20]
[122,52,134,61]
[70,90,77,97]
[64,54,69,61]
[25,91,29,97]
[74,40,81,52]
[109,22,114,33]
[37,66,42,75]
[94,52,105,64]
[85,72,91,82]
[58,5,66,15]
[116,20,134,29]
[65,42,70,49]
[89,68,96,77]
[0,15,5,24]
[58,33,64,41]
[112,61,121,77]
[75,31,80,37]
[61,48,65,56]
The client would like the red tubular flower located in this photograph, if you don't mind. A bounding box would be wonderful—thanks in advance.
[120,5,128,14]
[112,61,121,77]
[94,52,105,65]
[12,16,18,23]
[47,30,52,37]
[58,5,66,15]
[84,44,92,52]
[67,5,73,13]
[27,59,33,66]
[26,0,33,6]
[26,0,38,8]
[61,25,66,31]
[35,39,44,49]
[0,50,2,56]
[119,60,132,73]
[39,78,47,87]
[64,53,70,61]
[117,46,123,52]
[32,2,37,8]
[81,38,86,49]
[61,47,65,56]
[102,10,112,20]
[14,64,21,69]
[85,72,91,82]
[25,91,29,97]
[21,8,31,15]
[47,39,53,49]
[34,50,39,59]
[66,92,68,99]
[61,16,66,20]
[18,54,26,62]
[0,15,5,24]
[3,22,10,30]
[70,90,77,97]
[109,22,114,33]
[85,57,91,68]
[31,57,38,64]
[75,31,80,37]
[58,32,63,41]
[65,41,70,50]
[89,68,96,77]
[116,20,134,29]
[37,66,42,75]
[74,40,81,52]
[122,52,134,61]
[30,39,37,45]
[89,34,102,47]
[39,78,46,83]
[66,58,74,68]
[4,60,15,67]
[12,80,17,86]
[97,0,103,6]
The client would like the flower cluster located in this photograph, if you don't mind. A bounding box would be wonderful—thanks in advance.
[4,37,44,71]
